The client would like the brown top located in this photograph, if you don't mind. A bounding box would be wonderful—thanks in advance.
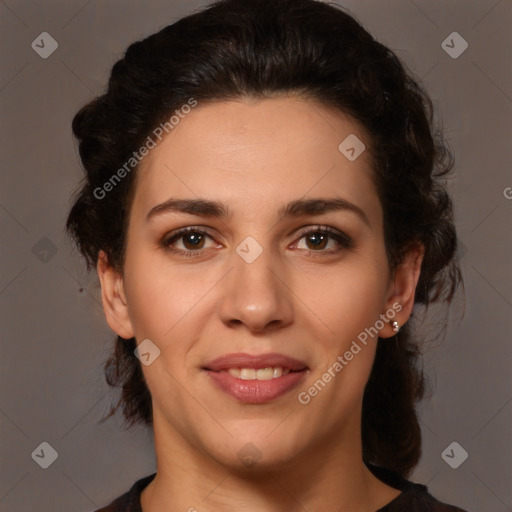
[94,461,469,512]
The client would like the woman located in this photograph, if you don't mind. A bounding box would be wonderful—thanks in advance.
[66,0,467,510]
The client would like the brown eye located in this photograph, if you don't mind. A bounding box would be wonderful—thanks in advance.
[162,227,217,257]
[180,231,206,250]
[295,227,354,254]
[303,232,329,250]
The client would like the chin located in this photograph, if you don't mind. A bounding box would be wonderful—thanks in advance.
[203,423,308,472]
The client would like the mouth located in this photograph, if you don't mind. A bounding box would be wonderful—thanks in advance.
[203,352,309,403]
[223,367,293,380]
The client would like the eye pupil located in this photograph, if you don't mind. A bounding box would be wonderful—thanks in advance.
[184,232,204,249]
[307,233,327,250]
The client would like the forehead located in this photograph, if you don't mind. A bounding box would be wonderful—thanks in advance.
[131,96,380,223]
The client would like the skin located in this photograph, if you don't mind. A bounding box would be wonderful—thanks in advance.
[97,96,424,511]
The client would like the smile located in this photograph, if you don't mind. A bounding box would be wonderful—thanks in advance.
[225,367,291,380]
[203,352,309,403]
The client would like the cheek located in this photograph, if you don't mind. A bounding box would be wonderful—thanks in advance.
[297,261,388,412]
[123,226,390,345]
[296,255,390,340]
[123,252,219,342]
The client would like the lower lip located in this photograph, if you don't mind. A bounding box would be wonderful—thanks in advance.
[205,370,307,404]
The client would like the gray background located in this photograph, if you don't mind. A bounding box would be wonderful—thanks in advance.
[1,1,511,511]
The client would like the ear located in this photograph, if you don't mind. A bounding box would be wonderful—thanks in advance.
[96,250,135,340]
[379,243,424,338]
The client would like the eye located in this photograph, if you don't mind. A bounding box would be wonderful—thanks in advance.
[161,225,354,258]
[161,227,218,257]
[293,226,354,254]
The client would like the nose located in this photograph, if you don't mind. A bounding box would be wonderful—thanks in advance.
[217,246,294,333]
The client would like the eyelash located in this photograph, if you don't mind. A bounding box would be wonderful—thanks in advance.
[161,226,354,258]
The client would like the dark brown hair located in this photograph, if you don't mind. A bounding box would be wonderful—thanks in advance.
[66,0,462,479]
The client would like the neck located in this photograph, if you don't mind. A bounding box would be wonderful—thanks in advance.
[141,408,400,512]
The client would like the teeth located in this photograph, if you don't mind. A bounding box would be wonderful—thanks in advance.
[240,368,256,380]
[226,367,291,380]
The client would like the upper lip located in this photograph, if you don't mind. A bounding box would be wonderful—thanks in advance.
[204,352,308,371]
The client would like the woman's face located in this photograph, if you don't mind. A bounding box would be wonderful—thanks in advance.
[100,96,419,470]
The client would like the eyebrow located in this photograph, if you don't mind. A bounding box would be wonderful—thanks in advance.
[145,196,370,227]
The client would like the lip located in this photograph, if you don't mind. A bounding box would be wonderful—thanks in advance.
[204,352,308,372]
[203,352,309,404]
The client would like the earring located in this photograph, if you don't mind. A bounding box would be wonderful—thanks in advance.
[392,321,400,333]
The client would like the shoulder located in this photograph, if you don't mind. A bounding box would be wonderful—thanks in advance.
[366,461,469,512]
[92,473,156,512]
[386,482,470,512]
